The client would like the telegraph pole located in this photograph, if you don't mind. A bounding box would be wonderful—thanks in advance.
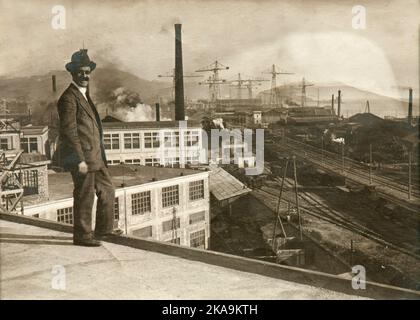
[369,144,372,185]
[408,151,412,200]
[292,156,303,241]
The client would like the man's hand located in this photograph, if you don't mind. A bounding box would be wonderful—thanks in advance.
[78,161,88,175]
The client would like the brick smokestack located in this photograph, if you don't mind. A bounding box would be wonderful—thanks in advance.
[408,88,413,125]
[52,75,57,93]
[174,23,185,121]
[337,90,341,118]
[155,103,160,122]
[331,94,334,113]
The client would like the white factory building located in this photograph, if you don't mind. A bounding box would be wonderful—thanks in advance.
[102,120,204,168]
[22,164,211,249]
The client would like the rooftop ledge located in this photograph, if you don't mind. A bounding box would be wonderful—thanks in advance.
[1,212,419,300]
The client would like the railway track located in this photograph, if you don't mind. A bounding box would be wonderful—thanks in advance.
[268,137,420,212]
[255,186,420,261]
[282,136,420,196]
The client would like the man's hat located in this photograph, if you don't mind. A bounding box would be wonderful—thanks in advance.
[65,49,96,73]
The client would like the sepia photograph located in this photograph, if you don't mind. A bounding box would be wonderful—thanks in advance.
[0,0,419,303]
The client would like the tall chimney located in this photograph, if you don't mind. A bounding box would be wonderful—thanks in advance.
[52,75,57,93]
[331,94,335,113]
[337,90,341,118]
[155,103,160,122]
[174,23,185,121]
[408,88,413,125]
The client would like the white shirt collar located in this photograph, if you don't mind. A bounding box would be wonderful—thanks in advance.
[72,81,88,101]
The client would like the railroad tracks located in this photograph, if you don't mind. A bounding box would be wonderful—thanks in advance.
[269,137,420,212]
[255,185,420,261]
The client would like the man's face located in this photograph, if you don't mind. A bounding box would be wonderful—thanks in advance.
[72,66,91,88]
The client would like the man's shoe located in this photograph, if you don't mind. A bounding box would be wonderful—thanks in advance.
[73,238,102,247]
[95,229,124,240]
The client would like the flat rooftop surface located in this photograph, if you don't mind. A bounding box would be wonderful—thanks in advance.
[0,220,364,300]
[34,166,204,203]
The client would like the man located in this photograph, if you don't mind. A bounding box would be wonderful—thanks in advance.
[57,49,122,246]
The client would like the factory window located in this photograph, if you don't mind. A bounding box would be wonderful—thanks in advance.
[57,207,73,225]
[184,131,199,147]
[189,211,205,225]
[164,157,180,168]
[124,133,140,149]
[162,217,181,233]
[145,158,160,166]
[132,226,152,238]
[189,180,204,201]
[144,132,160,148]
[167,238,181,245]
[124,159,141,165]
[104,133,120,150]
[114,197,119,228]
[190,229,206,248]
[162,185,179,208]
[107,159,121,165]
[163,131,179,147]
[20,137,38,153]
[131,191,151,215]
[20,170,39,196]
[185,155,199,165]
[0,138,9,150]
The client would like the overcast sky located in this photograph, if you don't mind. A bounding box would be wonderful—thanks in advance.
[0,0,418,100]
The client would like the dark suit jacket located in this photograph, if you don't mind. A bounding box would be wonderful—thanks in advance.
[57,84,108,171]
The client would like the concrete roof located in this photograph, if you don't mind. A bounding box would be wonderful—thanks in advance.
[102,120,201,130]
[0,219,364,300]
[209,167,250,201]
[43,165,206,202]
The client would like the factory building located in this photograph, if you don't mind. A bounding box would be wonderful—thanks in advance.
[21,165,211,249]
[102,120,204,168]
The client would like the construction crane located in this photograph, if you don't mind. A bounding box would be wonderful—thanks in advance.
[229,74,270,99]
[262,64,293,107]
[158,68,202,101]
[196,60,229,103]
[300,77,314,108]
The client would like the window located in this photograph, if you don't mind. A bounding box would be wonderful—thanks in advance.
[57,207,73,225]
[114,197,119,228]
[189,211,205,225]
[189,180,204,201]
[20,170,39,195]
[131,191,151,215]
[162,217,181,233]
[145,158,160,166]
[20,137,38,153]
[163,131,179,147]
[104,133,120,150]
[132,226,152,238]
[164,157,180,168]
[167,238,180,245]
[107,159,121,165]
[184,131,199,147]
[124,159,141,165]
[162,185,179,208]
[190,229,206,248]
[186,155,199,165]
[0,138,9,150]
[144,132,160,148]
[124,133,140,149]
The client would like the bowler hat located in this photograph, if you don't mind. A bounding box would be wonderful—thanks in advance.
[65,49,96,73]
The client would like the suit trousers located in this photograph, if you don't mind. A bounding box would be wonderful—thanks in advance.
[70,167,116,240]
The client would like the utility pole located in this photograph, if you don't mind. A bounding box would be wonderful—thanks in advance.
[271,159,289,252]
[369,144,373,185]
[408,151,412,200]
[292,156,303,241]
